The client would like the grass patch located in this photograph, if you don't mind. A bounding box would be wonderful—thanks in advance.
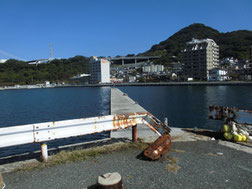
[164,155,181,173]
[167,156,179,164]
[166,164,181,173]
[0,172,3,187]
[16,142,148,172]
[170,149,185,153]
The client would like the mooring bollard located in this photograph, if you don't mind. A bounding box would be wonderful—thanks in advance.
[41,143,48,162]
[132,125,138,143]
[98,172,123,189]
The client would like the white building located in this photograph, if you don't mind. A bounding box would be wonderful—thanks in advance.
[142,64,164,73]
[209,68,229,81]
[89,56,110,84]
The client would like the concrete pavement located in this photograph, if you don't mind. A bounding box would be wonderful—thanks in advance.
[2,141,252,189]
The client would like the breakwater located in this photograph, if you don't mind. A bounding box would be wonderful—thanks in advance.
[1,81,252,91]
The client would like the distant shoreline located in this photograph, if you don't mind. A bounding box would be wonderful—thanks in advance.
[1,81,252,91]
[77,81,252,87]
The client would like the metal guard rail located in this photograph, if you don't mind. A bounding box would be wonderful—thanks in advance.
[0,112,171,161]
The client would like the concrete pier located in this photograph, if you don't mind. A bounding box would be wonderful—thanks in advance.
[110,88,214,142]
[110,88,158,142]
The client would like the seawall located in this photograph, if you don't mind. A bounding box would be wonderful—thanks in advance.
[2,81,252,91]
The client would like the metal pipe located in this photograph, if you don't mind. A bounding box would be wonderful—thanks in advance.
[132,125,138,143]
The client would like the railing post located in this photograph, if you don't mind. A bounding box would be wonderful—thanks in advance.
[132,125,138,143]
[164,118,168,126]
[41,143,48,162]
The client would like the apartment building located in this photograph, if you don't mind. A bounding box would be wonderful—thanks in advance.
[182,38,219,80]
[89,56,110,84]
[142,64,164,73]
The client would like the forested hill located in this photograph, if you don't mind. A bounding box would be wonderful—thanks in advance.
[142,23,252,66]
[0,56,89,86]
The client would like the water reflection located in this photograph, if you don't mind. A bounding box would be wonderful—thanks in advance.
[119,86,252,131]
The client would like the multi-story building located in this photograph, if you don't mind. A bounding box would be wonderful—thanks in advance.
[182,38,219,80]
[89,56,110,84]
[142,64,164,73]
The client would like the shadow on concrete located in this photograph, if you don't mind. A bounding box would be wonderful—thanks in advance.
[87,183,98,189]
[136,151,152,161]
[182,128,223,139]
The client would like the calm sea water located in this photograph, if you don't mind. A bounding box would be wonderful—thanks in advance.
[0,87,110,127]
[1,86,252,157]
[119,86,252,131]
[0,87,110,157]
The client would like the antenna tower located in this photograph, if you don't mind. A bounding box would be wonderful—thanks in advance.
[50,43,54,59]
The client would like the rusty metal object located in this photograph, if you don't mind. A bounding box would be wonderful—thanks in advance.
[209,105,252,142]
[0,112,172,161]
[209,105,252,124]
[143,133,171,160]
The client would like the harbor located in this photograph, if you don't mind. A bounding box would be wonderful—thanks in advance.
[1,0,252,188]
[0,87,252,188]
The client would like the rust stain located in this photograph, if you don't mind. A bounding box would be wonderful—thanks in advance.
[27,112,172,155]
[33,125,36,143]
[123,117,127,126]
[113,115,117,129]
[132,118,137,126]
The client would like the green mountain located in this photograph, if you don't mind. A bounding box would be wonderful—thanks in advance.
[142,23,252,66]
[0,56,89,86]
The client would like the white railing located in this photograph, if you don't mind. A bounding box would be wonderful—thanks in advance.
[0,112,170,161]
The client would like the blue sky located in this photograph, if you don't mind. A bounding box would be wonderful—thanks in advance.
[0,0,252,60]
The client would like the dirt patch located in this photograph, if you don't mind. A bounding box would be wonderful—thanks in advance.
[15,142,148,172]
[163,155,181,173]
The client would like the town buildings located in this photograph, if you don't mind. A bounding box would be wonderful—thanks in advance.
[142,64,164,73]
[182,38,219,80]
[209,68,229,81]
[89,56,110,84]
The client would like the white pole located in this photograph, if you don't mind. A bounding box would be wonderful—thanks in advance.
[164,118,168,126]
[41,143,48,162]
